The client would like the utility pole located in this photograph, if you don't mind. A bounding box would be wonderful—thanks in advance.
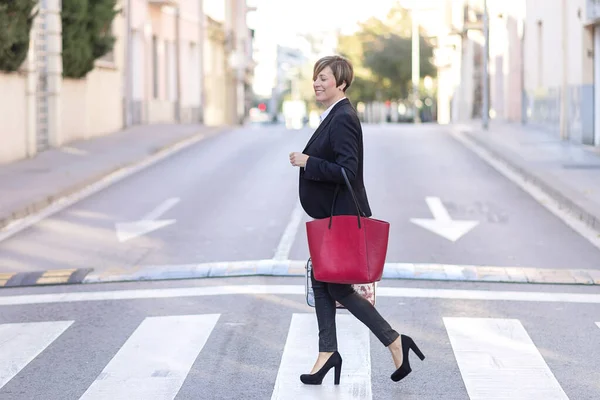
[198,0,205,123]
[412,11,420,124]
[482,0,489,130]
[225,0,236,125]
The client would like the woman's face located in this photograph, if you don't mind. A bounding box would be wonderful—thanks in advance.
[313,66,345,107]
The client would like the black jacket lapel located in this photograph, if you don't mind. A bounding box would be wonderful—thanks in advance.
[303,98,349,152]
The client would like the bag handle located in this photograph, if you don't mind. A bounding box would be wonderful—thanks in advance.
[330,167,365,229]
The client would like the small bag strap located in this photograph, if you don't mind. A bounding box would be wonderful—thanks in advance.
[329,167,365,228]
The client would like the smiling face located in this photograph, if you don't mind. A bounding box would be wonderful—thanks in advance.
[312,56,354,109]
[313,66,346,108]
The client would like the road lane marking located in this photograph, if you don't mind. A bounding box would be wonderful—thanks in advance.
[0,321,73,389]
[80,314,219,400]
[410,196,479,242]
[115,197,180,242]
[444,317,568,400]
[596,322,600,329]
[271,314,371,399]
[273,201,305,261]
[1,285,600,306]
[0,130,220,243]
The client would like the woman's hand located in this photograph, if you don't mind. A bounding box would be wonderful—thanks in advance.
[289,152,309,167]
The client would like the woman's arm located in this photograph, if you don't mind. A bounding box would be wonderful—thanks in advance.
[303,112,359,183]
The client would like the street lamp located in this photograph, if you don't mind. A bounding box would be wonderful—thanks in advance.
[412,12,420,124]
[401,0,438,124]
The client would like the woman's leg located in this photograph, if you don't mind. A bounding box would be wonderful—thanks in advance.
[311,270,337,352]
[326,284,425,380]
[327,283,399,347]
[308,270,339,373]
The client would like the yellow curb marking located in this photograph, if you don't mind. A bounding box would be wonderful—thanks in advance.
[0,273,15,286]
[36,269,77,285]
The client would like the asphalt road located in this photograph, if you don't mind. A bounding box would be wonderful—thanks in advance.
[0,277,599,400]
[1,123,600,399]
[0,124,599,273]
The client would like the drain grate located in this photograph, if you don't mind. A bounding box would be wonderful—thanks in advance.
[562,163,600,170]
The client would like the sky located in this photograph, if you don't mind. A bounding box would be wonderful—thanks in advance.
[247,0,401,96]
[247,0,400,36]
[202,0,470,98]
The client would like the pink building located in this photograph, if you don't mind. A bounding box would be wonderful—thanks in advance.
[434,0,525,124]
[0,0,255,164]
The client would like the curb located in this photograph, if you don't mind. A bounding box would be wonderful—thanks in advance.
[461,130,600,233]
[0,268,93,288]
[0,127,228,240]
[1,261,599,289]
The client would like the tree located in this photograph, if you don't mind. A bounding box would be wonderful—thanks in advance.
[363,33,436,99]
[89,0,118,61]
[0,0,37,72]
[62,0,118,78]
[337,33,379,103]
[337,4,436,103]
[62,0,93,78]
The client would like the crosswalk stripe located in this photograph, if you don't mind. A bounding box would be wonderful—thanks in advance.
[0,320,73,389]
[444,317,569,400]
[79,314,220,400]
[596,322,600,329]
[271,313,372,400]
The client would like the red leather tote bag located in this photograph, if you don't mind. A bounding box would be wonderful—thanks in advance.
[306,168,390,284]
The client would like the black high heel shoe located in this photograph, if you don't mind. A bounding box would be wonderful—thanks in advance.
[300,351,343,385]
[391,334,425,382]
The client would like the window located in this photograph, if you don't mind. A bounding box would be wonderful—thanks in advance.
[166,40,177,102]
[152,36,159,99]
[537,20,543,88]
[189,42,200,103]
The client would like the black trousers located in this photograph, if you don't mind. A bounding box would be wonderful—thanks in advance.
[311,270,400,352]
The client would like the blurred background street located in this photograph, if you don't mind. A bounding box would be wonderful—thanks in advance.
[1,0,600,399]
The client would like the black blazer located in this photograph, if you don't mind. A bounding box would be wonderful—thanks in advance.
[299,98,372,219]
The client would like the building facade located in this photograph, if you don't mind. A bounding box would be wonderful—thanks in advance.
[433,0,525,126]
[0,0,255,164]
[434,0,600,147]
[525,0,598,146]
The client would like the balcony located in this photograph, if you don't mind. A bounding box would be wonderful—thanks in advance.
[587,0,600,22]
[148,0,179,7]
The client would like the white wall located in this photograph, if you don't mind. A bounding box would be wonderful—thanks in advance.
[60,79,88,143]
[0,73,28,164]
[524,0,557,91]
[523,0,583,92]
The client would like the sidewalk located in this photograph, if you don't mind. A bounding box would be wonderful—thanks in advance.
[458,122,600,233]
[0,123,226,231]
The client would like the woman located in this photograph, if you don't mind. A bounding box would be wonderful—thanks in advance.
[289,55,425,385]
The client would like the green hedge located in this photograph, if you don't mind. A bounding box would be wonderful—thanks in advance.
[0,0,37,72]
[62,0,118,78]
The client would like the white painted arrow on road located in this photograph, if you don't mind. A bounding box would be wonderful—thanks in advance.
[115,198,180,243]
[410,197,479,242]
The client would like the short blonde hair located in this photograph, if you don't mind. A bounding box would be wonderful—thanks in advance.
[313,55,354,92]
